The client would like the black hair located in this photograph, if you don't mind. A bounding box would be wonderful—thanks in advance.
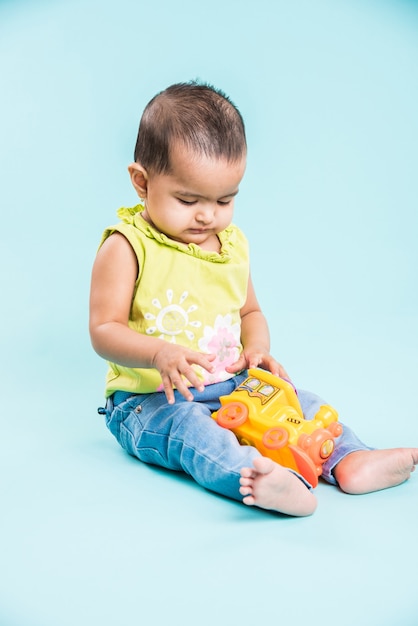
[133,80,247,173]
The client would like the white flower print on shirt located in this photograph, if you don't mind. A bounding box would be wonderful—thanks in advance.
[144,289,201,343]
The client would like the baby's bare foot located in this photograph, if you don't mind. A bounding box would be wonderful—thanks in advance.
[239,456,317,517]
[334,448,418,494]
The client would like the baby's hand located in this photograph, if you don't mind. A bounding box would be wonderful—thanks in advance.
[152,344,216,404]
[226,349,291,382]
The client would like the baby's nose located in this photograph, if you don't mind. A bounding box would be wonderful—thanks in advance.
[195,206,215,224]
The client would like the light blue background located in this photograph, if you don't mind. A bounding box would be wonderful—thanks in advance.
[1,1,417,625]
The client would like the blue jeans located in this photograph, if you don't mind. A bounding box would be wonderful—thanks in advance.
[104,373,372,501]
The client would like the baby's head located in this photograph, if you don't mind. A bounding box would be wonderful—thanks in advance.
[133,81,247,173]
[129,82,247,250]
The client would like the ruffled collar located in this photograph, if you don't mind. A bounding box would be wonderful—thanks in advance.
[117,204,236,263]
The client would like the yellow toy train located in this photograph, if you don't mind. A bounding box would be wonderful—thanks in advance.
[212,368,343,488]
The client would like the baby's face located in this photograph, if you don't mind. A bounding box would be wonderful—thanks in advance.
[141,145,246,251]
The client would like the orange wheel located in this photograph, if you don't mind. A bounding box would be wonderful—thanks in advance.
[289,446,319,488]
[216,402,248,429]
[262,427,289,450]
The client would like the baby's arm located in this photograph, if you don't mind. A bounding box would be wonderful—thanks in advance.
[89,233,215,403]
[226,274,290,380]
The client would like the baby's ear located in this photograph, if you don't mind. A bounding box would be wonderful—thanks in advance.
[128,162,149,198]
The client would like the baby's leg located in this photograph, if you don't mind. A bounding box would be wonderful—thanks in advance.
[106,381,316,515]
[333,448,418,494]
[239,457,317,516]
[296,390,418,493]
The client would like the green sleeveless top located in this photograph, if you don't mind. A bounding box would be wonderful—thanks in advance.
[100,205,250,397]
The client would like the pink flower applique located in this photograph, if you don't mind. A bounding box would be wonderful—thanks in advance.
[197,314,241,384]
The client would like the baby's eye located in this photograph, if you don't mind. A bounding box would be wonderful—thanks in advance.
[177,198,197,206]
[217,199,232,206]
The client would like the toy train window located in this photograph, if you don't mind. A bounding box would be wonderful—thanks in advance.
[240,377,279,405]
[259,384,274,396]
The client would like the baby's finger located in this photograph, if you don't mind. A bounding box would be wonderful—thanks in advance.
[178,365,205,394]
[278,364,291,380]
[194,352,216,373]
[161,375,176,405]
[225,354,246,373]
[248,356,263,369]
[265,357,290,380]
[164,367,204,402]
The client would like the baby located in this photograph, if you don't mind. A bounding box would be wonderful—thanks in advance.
[90,81,417,516]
